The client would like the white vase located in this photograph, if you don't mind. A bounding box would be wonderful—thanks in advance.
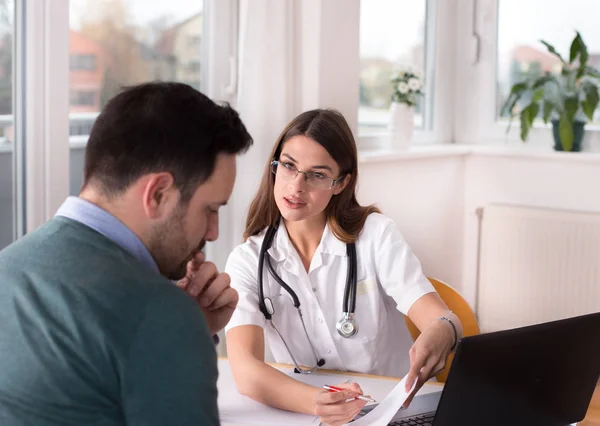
[388,102,414,150]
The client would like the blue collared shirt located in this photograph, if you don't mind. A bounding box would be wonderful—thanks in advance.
[54,196,220,345]
[55,196,158,272]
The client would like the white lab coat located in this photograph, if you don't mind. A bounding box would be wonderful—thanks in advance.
[224,213,435,377]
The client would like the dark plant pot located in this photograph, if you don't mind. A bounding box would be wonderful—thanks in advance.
[551,120,585,152]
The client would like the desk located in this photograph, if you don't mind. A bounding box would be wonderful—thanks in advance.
[580,382,600,426]
[217,358,442,426]
[217,359,599,426]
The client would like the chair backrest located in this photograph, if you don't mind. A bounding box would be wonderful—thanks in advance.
[404,277,480,382]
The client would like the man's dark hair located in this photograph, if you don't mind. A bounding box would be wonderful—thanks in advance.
[83,81,253,203]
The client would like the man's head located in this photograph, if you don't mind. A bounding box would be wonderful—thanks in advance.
[80,82,252,279]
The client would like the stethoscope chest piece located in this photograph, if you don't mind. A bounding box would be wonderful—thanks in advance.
[336,312,358,338]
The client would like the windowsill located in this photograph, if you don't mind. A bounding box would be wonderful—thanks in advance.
[358,143,600,164]
[358,144,471,163]
[467,144,600,163]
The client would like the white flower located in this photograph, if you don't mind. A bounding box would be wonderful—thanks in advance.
[398,82,409,94]
[408,78,421,90]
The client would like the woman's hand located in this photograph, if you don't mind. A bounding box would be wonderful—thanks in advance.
[314,382,366,426]
[403,318,455,406]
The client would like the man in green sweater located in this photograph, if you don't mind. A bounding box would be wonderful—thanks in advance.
[0,82,253,425]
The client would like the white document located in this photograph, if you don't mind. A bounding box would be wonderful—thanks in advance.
[218,361,321,425]
[282,370,355,388]
[344,376,417,426]
[217,358,417,426]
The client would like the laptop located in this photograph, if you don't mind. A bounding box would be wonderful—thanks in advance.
[357,312,600,426]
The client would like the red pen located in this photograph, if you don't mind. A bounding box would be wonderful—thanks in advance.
[323,385,376,403]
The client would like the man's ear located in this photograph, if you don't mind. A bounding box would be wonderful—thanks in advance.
[141,173,179,219]
[333,174,351,195]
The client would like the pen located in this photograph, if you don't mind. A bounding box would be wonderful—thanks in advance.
[323,385,377,403]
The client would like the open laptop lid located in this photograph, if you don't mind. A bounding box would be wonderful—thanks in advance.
[433,312,600,426]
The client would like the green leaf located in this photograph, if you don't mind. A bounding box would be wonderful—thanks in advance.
[519,112,531,142]
[584,66,600,79]
[541,39,567,65]
[502,92,521,116]
[559,116,574,151]
[520,103,539,142]
[532,74,554,89]
[502,84,527,116]
[569,34,581,64]
[572,32,592,78]
[576,31,589,68]
[565,70,578,91]
[543,101,555,123]
[508,82,528,96]
[581,82,599,121]
[564,95,579,121]
[532,88,544,102]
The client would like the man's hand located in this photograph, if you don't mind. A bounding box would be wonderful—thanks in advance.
[314,382,366,426]
[403,319,455,407]
[176,251,239,335]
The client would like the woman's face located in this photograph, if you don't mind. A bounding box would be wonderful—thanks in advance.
[273,135,346,225]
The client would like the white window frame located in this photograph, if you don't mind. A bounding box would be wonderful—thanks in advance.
[357,0,458,150]
[456,0,600,150]
[17,0,70,233]
[203,0,239,106]
[15,0,239,235]
[197,0,240,271]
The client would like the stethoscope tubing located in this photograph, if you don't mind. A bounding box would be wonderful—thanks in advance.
[257,224,358,338]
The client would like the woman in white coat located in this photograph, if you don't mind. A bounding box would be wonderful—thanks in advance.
[224,109,462,426]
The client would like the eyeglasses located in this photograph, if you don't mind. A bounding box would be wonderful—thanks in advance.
[271,160,345,190]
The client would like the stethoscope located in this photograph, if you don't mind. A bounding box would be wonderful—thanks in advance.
[257,224,359,373]
[258,223,359,336]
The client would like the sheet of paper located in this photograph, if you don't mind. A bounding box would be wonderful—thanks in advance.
[283,370,355,388]
[219,369,360,425]
[218,361,321,425]
[344,376,417,426]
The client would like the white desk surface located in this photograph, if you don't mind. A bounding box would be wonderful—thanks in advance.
[217,358,443,426]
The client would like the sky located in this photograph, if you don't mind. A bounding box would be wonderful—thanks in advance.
[360,0,426,62]
[68,0,600,60]
[359,0,600,62]
[70,0,203,30]
[498,0,600,56]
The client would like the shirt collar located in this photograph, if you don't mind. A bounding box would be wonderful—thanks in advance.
[317,223,348,257]
[267,219,347,262]
[55,196,158,272]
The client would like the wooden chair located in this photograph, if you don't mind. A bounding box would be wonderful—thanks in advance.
[404,277,480,383]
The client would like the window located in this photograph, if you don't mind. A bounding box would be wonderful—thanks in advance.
[0,0,13,250]
[497,0,600,122]
[70,54,97,71]
[69,0,207,195]
[359,0,429,136]
[188,60,201,73]
[70,90,96,107]
[457,0,600,145]
[69,114,96,137]
[188,35,201,48]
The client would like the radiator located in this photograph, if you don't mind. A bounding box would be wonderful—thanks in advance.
[477,204,600,333]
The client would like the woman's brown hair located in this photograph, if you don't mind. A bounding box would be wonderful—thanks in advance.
[244,109,380,243]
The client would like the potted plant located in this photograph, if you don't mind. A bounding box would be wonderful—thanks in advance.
[388,67,423,149]
[502,32,600,152]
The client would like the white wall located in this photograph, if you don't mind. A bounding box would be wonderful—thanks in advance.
[462,151,600,310]
[357,153,466,291]
[357,148,600,313]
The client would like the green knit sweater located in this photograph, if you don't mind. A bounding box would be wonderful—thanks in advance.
[0,217,219,425]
